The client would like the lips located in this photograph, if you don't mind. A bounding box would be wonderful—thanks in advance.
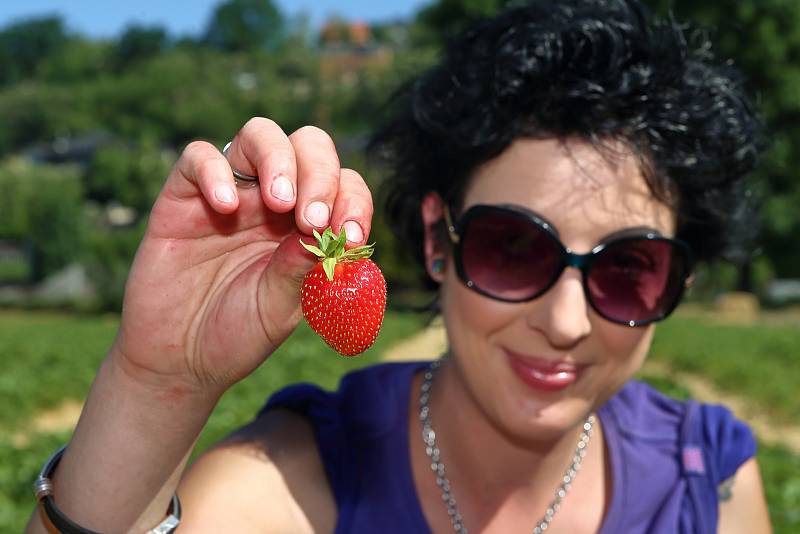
[505,349,584,392]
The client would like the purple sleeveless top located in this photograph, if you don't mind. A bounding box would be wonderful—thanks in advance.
[260,361,756,533]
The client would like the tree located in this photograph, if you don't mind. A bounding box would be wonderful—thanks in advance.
[38,37,112,83]
[0,16,68,86]
[203,0,285,52]
[0,83,98,156]
[411,0,519,46]
[85,140,173,212]
[113,24,170,71]
[643,0,800,282]
[0,159,86,281]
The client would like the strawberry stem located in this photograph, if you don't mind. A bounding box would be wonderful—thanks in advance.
[300,227,375,281]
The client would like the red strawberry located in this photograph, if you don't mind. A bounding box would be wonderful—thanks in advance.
[300,227,387,356]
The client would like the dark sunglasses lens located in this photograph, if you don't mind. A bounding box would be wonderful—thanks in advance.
[461,209,562,301]
[587,239,688,324]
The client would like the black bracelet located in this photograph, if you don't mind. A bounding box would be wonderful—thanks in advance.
[33,445,181,534]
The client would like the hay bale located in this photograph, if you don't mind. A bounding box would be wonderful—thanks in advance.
[715,292,759,324]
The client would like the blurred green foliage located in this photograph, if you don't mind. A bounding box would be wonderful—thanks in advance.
[203,0,285,52]
[84,141,172,211]
[0,159,86,279]
[0,0,799,310]
[0,16,68,85]
[644,0,800,283]
[83,221,147,311]
[112,25,169,72]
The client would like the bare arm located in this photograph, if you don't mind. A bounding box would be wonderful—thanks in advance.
[24,119,372,533]
[717,458,772,534]
[177,410,336,533]
[25,353,219,533]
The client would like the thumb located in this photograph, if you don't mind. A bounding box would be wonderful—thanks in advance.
[258,231,318,337]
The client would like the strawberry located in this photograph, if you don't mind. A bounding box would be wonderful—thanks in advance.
[300,227,387,356]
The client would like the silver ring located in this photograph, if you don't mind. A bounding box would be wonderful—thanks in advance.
[222,141,259,188]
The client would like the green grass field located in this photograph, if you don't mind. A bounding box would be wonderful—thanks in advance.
[649,312,800,425]
[0,309,426,531]
[1,309,798,532]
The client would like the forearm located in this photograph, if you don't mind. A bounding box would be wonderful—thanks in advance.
[26,350,220,533]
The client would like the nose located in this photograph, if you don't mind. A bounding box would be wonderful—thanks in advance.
[526,268,592,349]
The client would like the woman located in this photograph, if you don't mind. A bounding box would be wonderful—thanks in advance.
[27,0,771,532]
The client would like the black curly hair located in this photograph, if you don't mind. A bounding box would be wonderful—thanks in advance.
[369,0,765,285]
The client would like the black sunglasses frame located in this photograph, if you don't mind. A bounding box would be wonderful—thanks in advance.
[442,204,695,327]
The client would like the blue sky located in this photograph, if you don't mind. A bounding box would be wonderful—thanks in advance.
[0,0,432,38]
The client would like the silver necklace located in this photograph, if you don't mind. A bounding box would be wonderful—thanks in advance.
[419,359,595,534]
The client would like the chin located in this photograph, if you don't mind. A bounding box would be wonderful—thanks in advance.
[477,379,594,447]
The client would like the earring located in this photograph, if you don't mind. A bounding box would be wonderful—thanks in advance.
[431,258,444,274]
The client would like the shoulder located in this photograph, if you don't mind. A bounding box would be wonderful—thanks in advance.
[603,380,757,481]
[178,408,335,533]
[601,380,687,440]
[176,362,428,533]
[600,381,764,531]
[262,360,429,432]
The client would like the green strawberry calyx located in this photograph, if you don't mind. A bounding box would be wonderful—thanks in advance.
[300,227,375,282]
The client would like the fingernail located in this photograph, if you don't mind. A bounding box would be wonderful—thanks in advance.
[270,175,294,202]
[214,184,235,204]
[343,220,364,243]
[304,201,330,228]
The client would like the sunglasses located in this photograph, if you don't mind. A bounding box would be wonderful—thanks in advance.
[442,204,694,326]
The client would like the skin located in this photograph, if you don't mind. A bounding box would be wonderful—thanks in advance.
[413,138,771,533]
[25,118,367,533]
[25,130,770,533]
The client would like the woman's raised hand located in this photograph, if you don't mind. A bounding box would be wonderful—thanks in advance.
[111,118,373,398]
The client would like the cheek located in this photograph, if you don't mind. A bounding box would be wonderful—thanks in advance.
[605,323,654,362]
[440,273,514,352]
[593,322,655,396]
